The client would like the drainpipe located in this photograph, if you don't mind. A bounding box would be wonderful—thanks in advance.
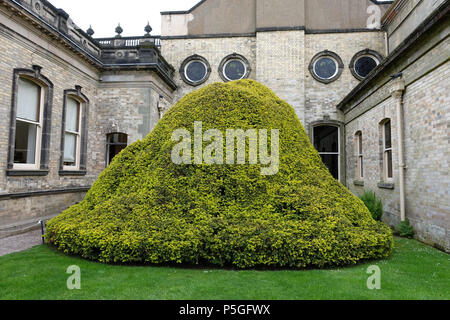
[390,74,406,222]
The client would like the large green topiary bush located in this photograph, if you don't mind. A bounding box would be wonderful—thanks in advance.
[46,80,393,268]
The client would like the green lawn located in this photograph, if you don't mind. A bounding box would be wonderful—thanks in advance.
[0,237,448,300]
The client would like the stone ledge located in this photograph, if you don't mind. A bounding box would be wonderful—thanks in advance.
[6,170,49,177]
[0,213,57,239]
[59,170,87,177]
[0,186,90,200]
[353,180,365,187]
[378,182,395,190]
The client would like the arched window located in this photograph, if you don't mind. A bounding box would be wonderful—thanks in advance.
[63,97,82,169]
[60,86,89,175]
[8,66,53,176]
[381,119,393,180]
[106,133,128,165]
[313,125,340,180]
[14,77,43,168]
[355,131,363,180]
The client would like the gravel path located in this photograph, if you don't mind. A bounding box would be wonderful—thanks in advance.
[0,229,44,257]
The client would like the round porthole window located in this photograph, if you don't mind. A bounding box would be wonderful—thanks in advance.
[314,57,338,80]
[180,55,211,86]
[219,53,251,82]
[309,51,344,84]
[185,60,207,83]
[350,49,383,81]
[224,59,246,81]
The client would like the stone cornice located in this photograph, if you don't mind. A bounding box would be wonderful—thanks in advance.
[337,1,449,112]
[1,0,177,90]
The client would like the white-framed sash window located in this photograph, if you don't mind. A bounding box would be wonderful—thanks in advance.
[383,120,393,181]
[13,77,44,170]
[63,97,82,170]
[356,131,363,180]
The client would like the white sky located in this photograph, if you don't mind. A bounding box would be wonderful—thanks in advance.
[48,0,201,37]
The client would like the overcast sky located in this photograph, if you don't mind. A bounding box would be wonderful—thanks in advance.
[49,0,200,38]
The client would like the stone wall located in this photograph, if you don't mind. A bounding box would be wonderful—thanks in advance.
[161,36,257,102]
[98,71,174,147]
[256,30,306,123]
[383,0,446,52]
[0,21,100,226]
[304,31,386,128]
[343,13,450,251]
[0,6,174,229]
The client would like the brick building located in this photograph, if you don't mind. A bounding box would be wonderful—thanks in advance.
[0,0,448,251]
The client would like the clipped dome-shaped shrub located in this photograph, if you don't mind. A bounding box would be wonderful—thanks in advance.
[46,80,393,268]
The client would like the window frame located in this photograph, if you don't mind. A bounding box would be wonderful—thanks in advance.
[62,96,82,171]
[13,77,45,171]
[7,67,53,176]
[382,120,394,181]
[355,131,364,180]
[313,57,339,80]
[59,87,89,176]
[218,53,251,82]
[308,50,344,84]
[184,60,208,84]
[106,132,128,166]
[311,123,342,181]
[349,49,383,81]
[179,55,211,86]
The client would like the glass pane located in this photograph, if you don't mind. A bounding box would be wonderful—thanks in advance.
[14,120,37,164]
[66,98,80,132]
[108,144,127,165]
[360,156,364,178]
[314,57,337,79]
[64,133,77,166]
[386,150,393,178]
[224,60,246,80]
[358,134,363,155]
[320,154,339,180]
[108,133,128,144]
[186,61,207,82]
[17,78,40,122]
[355,56,378,78]
[384,121,392,149]
[314,126,339,153]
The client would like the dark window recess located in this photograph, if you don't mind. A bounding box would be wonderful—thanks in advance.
[355,56,378,78]
[106,133,128,165]
[386,149,393,178]
[314,126,339,153]
[14,120,37,164]
[314,58,337,80]
[320,154,339,181]
[224,60,246,80]
[313,125,339,180]
[384,120,392,149]
[186,61,207,83]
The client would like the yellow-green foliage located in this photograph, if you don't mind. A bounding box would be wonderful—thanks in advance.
[46,80,393,268]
